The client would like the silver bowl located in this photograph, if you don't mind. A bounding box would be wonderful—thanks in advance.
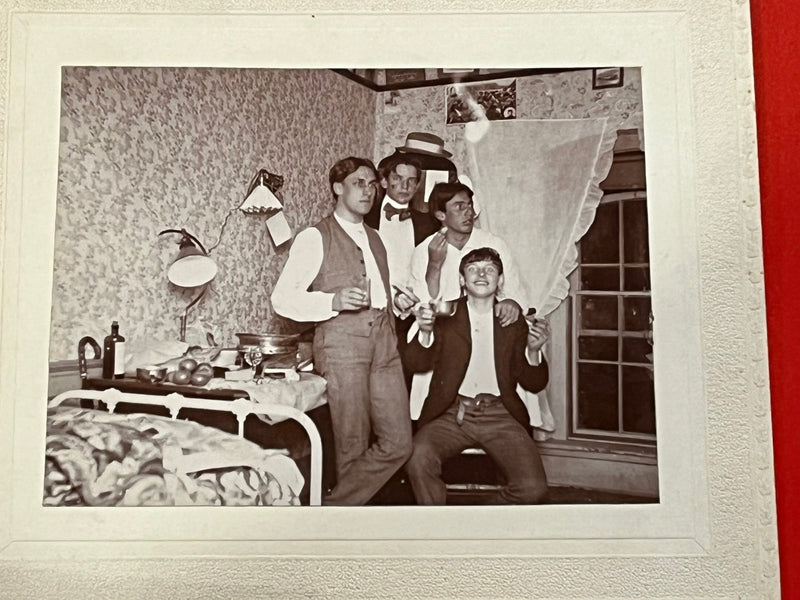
[235,332,299,355]
[136,366,168,384]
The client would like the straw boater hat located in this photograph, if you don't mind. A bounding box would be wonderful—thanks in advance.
[396,132,453,158]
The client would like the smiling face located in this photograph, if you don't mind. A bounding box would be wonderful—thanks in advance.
[435,191,475,234]
[381,162,420,205]
[459,259,504,299]
[333,166,378,220]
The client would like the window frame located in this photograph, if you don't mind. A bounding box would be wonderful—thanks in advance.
[569,190,656,444]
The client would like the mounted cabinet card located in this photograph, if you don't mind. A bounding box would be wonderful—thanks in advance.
[0,3,776,599]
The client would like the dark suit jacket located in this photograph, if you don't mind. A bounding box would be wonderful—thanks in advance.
[364,199,439,245]
[403,297,549,428]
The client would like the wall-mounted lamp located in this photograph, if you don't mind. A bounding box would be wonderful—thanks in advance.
[158,228,217,342]
[158,168,293,341]
[236,168,293,247]
[239,168,284,215]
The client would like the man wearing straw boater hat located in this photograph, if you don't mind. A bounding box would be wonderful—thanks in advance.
[365,133,458,390]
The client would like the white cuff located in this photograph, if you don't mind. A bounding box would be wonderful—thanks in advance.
[418,330,435,348]
[526,347,543,365]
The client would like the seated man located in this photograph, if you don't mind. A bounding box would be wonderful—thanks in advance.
[403,247,550,505]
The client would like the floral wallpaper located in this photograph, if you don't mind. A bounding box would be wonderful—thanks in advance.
[51,67,375,360]
[51,67,641,362]
[373,68,643,170]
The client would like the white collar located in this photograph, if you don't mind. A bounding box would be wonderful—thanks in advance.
[333,212,365,234]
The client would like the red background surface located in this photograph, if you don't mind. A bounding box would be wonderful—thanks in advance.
[750,1,800,596]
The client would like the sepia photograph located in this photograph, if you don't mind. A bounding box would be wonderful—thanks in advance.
[44,66,655,509]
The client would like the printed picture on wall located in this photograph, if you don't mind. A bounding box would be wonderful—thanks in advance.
[445,78,517,124]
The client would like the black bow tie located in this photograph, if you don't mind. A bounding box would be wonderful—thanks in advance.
[384,204,412,222]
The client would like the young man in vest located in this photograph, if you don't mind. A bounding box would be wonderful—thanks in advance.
[271,156,412,506]
[403,247,550,505]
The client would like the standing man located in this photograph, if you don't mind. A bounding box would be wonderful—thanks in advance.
[403,248,551,505]
[271,156,412,506]
[364,151,440,390]
[364,151,439,289]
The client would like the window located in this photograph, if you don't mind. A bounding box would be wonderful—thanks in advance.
[570,191,655,443]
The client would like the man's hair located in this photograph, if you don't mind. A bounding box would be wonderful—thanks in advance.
[328,157,378,200]
[459,247,504,276]
[429,181,474,215]
[377,152,422,181]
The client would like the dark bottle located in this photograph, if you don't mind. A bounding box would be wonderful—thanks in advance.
[102,321,127,379]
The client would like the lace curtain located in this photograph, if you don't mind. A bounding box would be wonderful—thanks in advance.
[465,118,616,438]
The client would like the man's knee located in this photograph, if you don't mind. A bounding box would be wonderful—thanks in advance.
[406,439,440,476]
[514,477,549,504]
[383,430,413,465]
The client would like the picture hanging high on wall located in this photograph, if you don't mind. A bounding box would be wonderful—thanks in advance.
[445,78,517,124]
[592,67,624,89]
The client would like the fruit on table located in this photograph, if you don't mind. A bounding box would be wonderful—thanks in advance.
[190,371,212,386]
[178,358,198,373]
[172,369,193,385]
[193,362,214,377]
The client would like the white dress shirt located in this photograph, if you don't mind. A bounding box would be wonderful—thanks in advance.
[271,214,387,323]
[376,195,416,287]
[458,304,501,397]
[407,227,530,308]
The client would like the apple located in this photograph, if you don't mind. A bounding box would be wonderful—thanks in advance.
[178,358,198,373]
[172,369,193,385]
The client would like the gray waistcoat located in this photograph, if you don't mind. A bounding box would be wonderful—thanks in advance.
[310,214,393,337]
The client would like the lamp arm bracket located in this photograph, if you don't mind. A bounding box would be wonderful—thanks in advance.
[158,228,209,255]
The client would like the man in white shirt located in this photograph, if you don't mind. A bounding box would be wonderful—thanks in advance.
[364,151,440,390]
[407,181,530,325]
[365,152,439,284]
[271,156,412,506]
[402,247,550,504]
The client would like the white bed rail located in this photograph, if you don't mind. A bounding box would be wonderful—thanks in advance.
[49,388,323,506]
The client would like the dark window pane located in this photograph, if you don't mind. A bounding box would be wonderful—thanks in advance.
[581,267,620,291]
[624,266,650,291]
[622,337,654,364]
[579,336,618,361]
[581,202,619,264]
[577,363,619,431]
[623,296,651,331]
[581,295,618,331]
[623,200,650,263]
[622,366,656,434]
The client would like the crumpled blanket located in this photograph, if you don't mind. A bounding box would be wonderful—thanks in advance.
[44,406,303,507]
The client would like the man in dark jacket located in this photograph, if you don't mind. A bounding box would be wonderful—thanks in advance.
[403,247,550,505]
[364,148,441,388]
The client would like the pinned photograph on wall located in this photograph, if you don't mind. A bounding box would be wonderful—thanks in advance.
[592,67,625,89]
[446,78,517,125]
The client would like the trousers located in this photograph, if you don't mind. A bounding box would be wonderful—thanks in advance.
[313,309,412,505]
[406,399,548,505]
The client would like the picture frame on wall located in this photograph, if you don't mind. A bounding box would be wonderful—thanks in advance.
[592,67,625,89]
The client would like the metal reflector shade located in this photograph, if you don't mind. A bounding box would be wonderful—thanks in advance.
[167,245,218,288]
